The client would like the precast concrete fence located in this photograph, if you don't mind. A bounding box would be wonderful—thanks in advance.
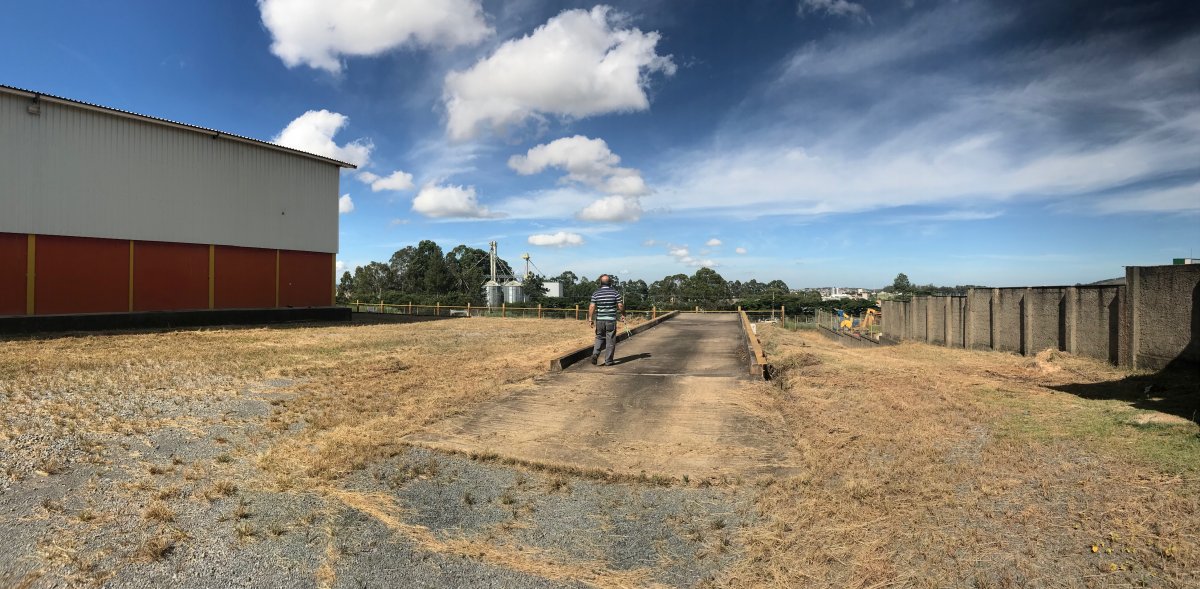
[881,264,1200,371]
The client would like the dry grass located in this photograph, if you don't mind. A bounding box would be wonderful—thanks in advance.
[719,326,1200,588]
[142,501,175,523]
[254,319,596,485]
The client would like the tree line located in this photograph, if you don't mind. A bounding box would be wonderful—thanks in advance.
[882,273,989,298]
[335,240,866,313]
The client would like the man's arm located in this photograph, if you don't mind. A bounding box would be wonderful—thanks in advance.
[588,302,596,325]
[618,299,625,321]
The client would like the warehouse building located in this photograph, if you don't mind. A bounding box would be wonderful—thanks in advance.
[0,85,353,328]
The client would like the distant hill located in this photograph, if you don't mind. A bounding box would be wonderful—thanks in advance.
[1086,277,1126,286]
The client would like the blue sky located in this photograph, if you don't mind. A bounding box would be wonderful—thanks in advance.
[2,0,1197,287]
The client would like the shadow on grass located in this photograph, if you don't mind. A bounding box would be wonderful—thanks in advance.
[1049,366,1199,425]
[1050,281,1199,425]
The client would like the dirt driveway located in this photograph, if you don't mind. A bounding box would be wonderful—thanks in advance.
[405,314,800,480]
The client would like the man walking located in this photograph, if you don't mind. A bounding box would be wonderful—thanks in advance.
[588,274,624,366]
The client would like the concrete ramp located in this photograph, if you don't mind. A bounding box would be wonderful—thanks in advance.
[404,314,801,479]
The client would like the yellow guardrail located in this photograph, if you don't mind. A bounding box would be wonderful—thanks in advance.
[738,308,768,378]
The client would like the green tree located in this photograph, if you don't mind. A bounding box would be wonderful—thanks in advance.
[892,272,913,293]
[681,268,730,306]
[404,240,451,295]
[622,279,649,310]
[336,271,355,303]
[522,274,548,303]
[388,246,416,291]
[352,262,397,302]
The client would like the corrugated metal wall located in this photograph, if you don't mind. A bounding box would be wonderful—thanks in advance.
[0,92,339,253]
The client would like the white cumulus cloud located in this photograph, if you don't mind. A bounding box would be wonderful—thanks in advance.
[705,238,722,247]
[273,110,372,167]
[735,247,748,255]
[528,231,585,248]
[509,135,649,196]
[411,183,500,219]
[443,6,675,140]
[577,195,643,222]
[258,0,492,72]
[369,170,415,192]
[665,244,716,268]
[338,194,355,214]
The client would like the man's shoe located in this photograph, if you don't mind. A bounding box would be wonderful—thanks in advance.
[603,361,614,366]
[590,355,599,365]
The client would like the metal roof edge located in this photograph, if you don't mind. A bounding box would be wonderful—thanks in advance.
[0,84,358,169]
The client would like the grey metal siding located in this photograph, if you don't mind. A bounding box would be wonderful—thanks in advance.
[0,92,338,253]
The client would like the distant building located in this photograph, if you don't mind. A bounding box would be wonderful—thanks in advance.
[0,85,353,318]
[544,281,563,298]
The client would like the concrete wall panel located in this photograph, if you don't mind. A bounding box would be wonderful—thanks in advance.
[949,297,965,348]
[1027,288,1065,354]
[993,289,1023,353]
[911,297,928,341]
[1072,286,1120,364]
[1130,264,1200,370]
[929,298,946,344]
[966,289,992,349]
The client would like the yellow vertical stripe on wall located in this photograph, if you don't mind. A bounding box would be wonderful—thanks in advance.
[208,245,215,309]
[26,234,36,315]
[128,241,135,312]
[275,250,280,308]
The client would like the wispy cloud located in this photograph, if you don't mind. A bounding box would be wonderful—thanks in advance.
[647,3,1199,221]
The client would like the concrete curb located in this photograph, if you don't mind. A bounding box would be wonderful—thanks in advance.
[549,311,680,371]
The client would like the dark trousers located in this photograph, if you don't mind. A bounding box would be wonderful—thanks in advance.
[592,319,617,364]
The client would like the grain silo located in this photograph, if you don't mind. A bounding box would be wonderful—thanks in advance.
[0,85,353,329]
[502,280,525,305]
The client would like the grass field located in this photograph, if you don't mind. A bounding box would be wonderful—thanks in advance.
[1,318,1196,587]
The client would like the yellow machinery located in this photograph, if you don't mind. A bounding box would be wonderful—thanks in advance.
[837,308,880,333]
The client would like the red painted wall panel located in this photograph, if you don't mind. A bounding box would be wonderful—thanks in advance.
[133,241,209,311]
[36,235,128,315]
[0,233,26,316]
[280,250,332,308]
[214,245,275,309]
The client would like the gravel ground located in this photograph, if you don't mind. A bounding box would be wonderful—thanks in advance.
[2,376,755,588]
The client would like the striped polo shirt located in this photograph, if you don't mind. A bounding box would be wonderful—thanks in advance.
[590,285,622,321]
